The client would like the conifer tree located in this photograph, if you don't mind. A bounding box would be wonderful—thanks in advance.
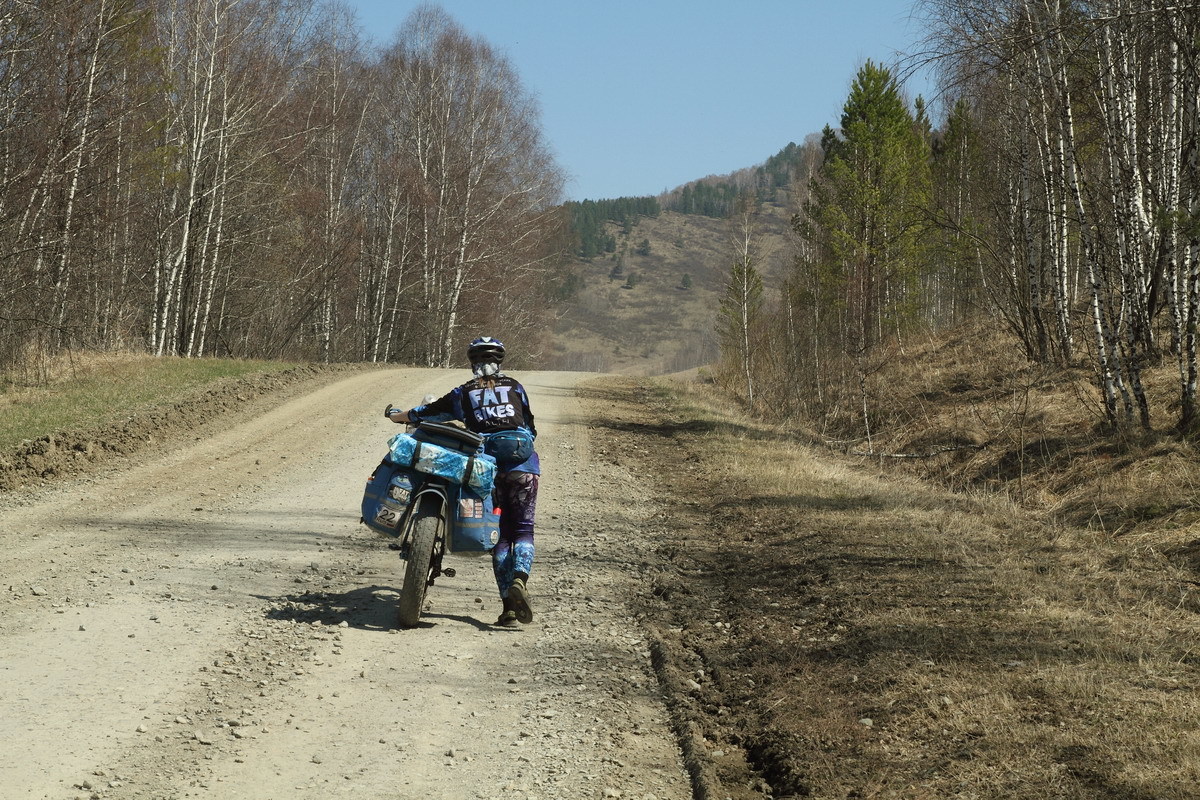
[797,60,931,444]
[929,96,987,328]
[807,61,931,356]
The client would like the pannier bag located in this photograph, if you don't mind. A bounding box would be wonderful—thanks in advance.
[483,428,534,466]
[453,484,501,552]
[361,459,418,535]
[361,459,499,552]
[387,432,496,495]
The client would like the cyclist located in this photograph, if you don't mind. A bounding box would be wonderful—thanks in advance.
[387,336,539,627]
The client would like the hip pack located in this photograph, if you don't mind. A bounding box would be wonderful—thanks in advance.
[483,428,534,466]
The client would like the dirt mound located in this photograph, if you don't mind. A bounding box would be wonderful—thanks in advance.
[0,363,374,492]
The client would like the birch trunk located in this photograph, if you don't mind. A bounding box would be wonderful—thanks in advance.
[52,0,109,339]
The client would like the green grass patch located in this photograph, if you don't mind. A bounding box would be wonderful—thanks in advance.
[0,353,300,450]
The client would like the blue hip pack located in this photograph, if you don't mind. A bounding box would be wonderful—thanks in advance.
[483,429,534,466]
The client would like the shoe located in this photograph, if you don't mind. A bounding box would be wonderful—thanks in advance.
[494,610,519,627]
[508,578,533,624]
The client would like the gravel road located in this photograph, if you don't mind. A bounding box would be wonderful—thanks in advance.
[0,369,690,800]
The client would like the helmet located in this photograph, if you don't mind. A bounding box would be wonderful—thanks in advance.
[467,336,505,364]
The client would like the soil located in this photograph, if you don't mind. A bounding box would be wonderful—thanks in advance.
[15,362,1169,800]
[579,377,1200,800]
[0,368,693,800]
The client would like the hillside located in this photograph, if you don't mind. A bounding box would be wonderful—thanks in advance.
[547,204,793,375]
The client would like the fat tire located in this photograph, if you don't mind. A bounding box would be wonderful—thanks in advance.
[397,496,441,628]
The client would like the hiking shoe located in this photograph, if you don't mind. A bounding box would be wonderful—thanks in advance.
[508,578,533,624]
[494,610,519,627]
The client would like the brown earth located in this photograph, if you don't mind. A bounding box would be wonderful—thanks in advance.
[0,364,373,492]
[6,361,1200,799]
[586,376,1200,799]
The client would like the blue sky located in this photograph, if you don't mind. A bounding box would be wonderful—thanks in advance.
[345,1,936,202]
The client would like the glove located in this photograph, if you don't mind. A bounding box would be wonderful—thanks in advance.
[384,403,395,418]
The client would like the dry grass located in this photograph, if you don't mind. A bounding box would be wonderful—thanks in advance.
[585,374,1200,799]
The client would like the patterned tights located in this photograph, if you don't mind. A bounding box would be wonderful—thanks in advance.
[491,471,538,599]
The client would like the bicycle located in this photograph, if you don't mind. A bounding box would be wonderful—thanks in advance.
[362,420,500,628]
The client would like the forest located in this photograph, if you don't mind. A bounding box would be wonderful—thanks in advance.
[0,1,565,374]
[4,0,1197,439]
[565,196,661,259]
[715,0,1200,436]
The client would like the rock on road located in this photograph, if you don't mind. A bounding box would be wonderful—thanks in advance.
[0,369,690,800]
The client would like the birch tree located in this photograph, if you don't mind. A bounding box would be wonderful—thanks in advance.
[386,6,563,367]
[285,7,370,364]
[921,0,1199,431]
[718,194,765,406]
[0,1,568,372]
[0,0,164,370]
[148,0,315,358]
[354,77,422,363]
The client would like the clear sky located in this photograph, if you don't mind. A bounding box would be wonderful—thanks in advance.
[345,1,936,202]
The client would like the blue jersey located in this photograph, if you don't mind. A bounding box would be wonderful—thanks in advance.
[408,374,540,474]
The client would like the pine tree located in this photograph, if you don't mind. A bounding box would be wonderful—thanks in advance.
[796,61,931,445]
[930,96,986,330]
[808,60,931,355]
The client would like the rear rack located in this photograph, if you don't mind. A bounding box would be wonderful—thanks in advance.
[414,420,483,454]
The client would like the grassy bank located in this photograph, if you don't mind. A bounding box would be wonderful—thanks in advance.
[0,352,301,451]
[586,376,1200,799]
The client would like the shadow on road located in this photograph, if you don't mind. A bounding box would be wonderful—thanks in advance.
[255,584,401,631]
[254,586,518,634]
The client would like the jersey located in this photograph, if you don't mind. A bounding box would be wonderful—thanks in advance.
[407,374,539,474]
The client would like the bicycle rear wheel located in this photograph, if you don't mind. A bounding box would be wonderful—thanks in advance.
[397,495,442,628]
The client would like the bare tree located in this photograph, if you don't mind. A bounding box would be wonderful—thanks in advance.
[148,0,317,358]
[718,194,765,406]
[0,0,568,373]
[919,0,1199,431]
[386,5,564,367]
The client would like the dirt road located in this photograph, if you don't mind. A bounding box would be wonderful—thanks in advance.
[0,369,690,800]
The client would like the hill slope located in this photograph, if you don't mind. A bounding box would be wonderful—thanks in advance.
[547,204,792,375]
